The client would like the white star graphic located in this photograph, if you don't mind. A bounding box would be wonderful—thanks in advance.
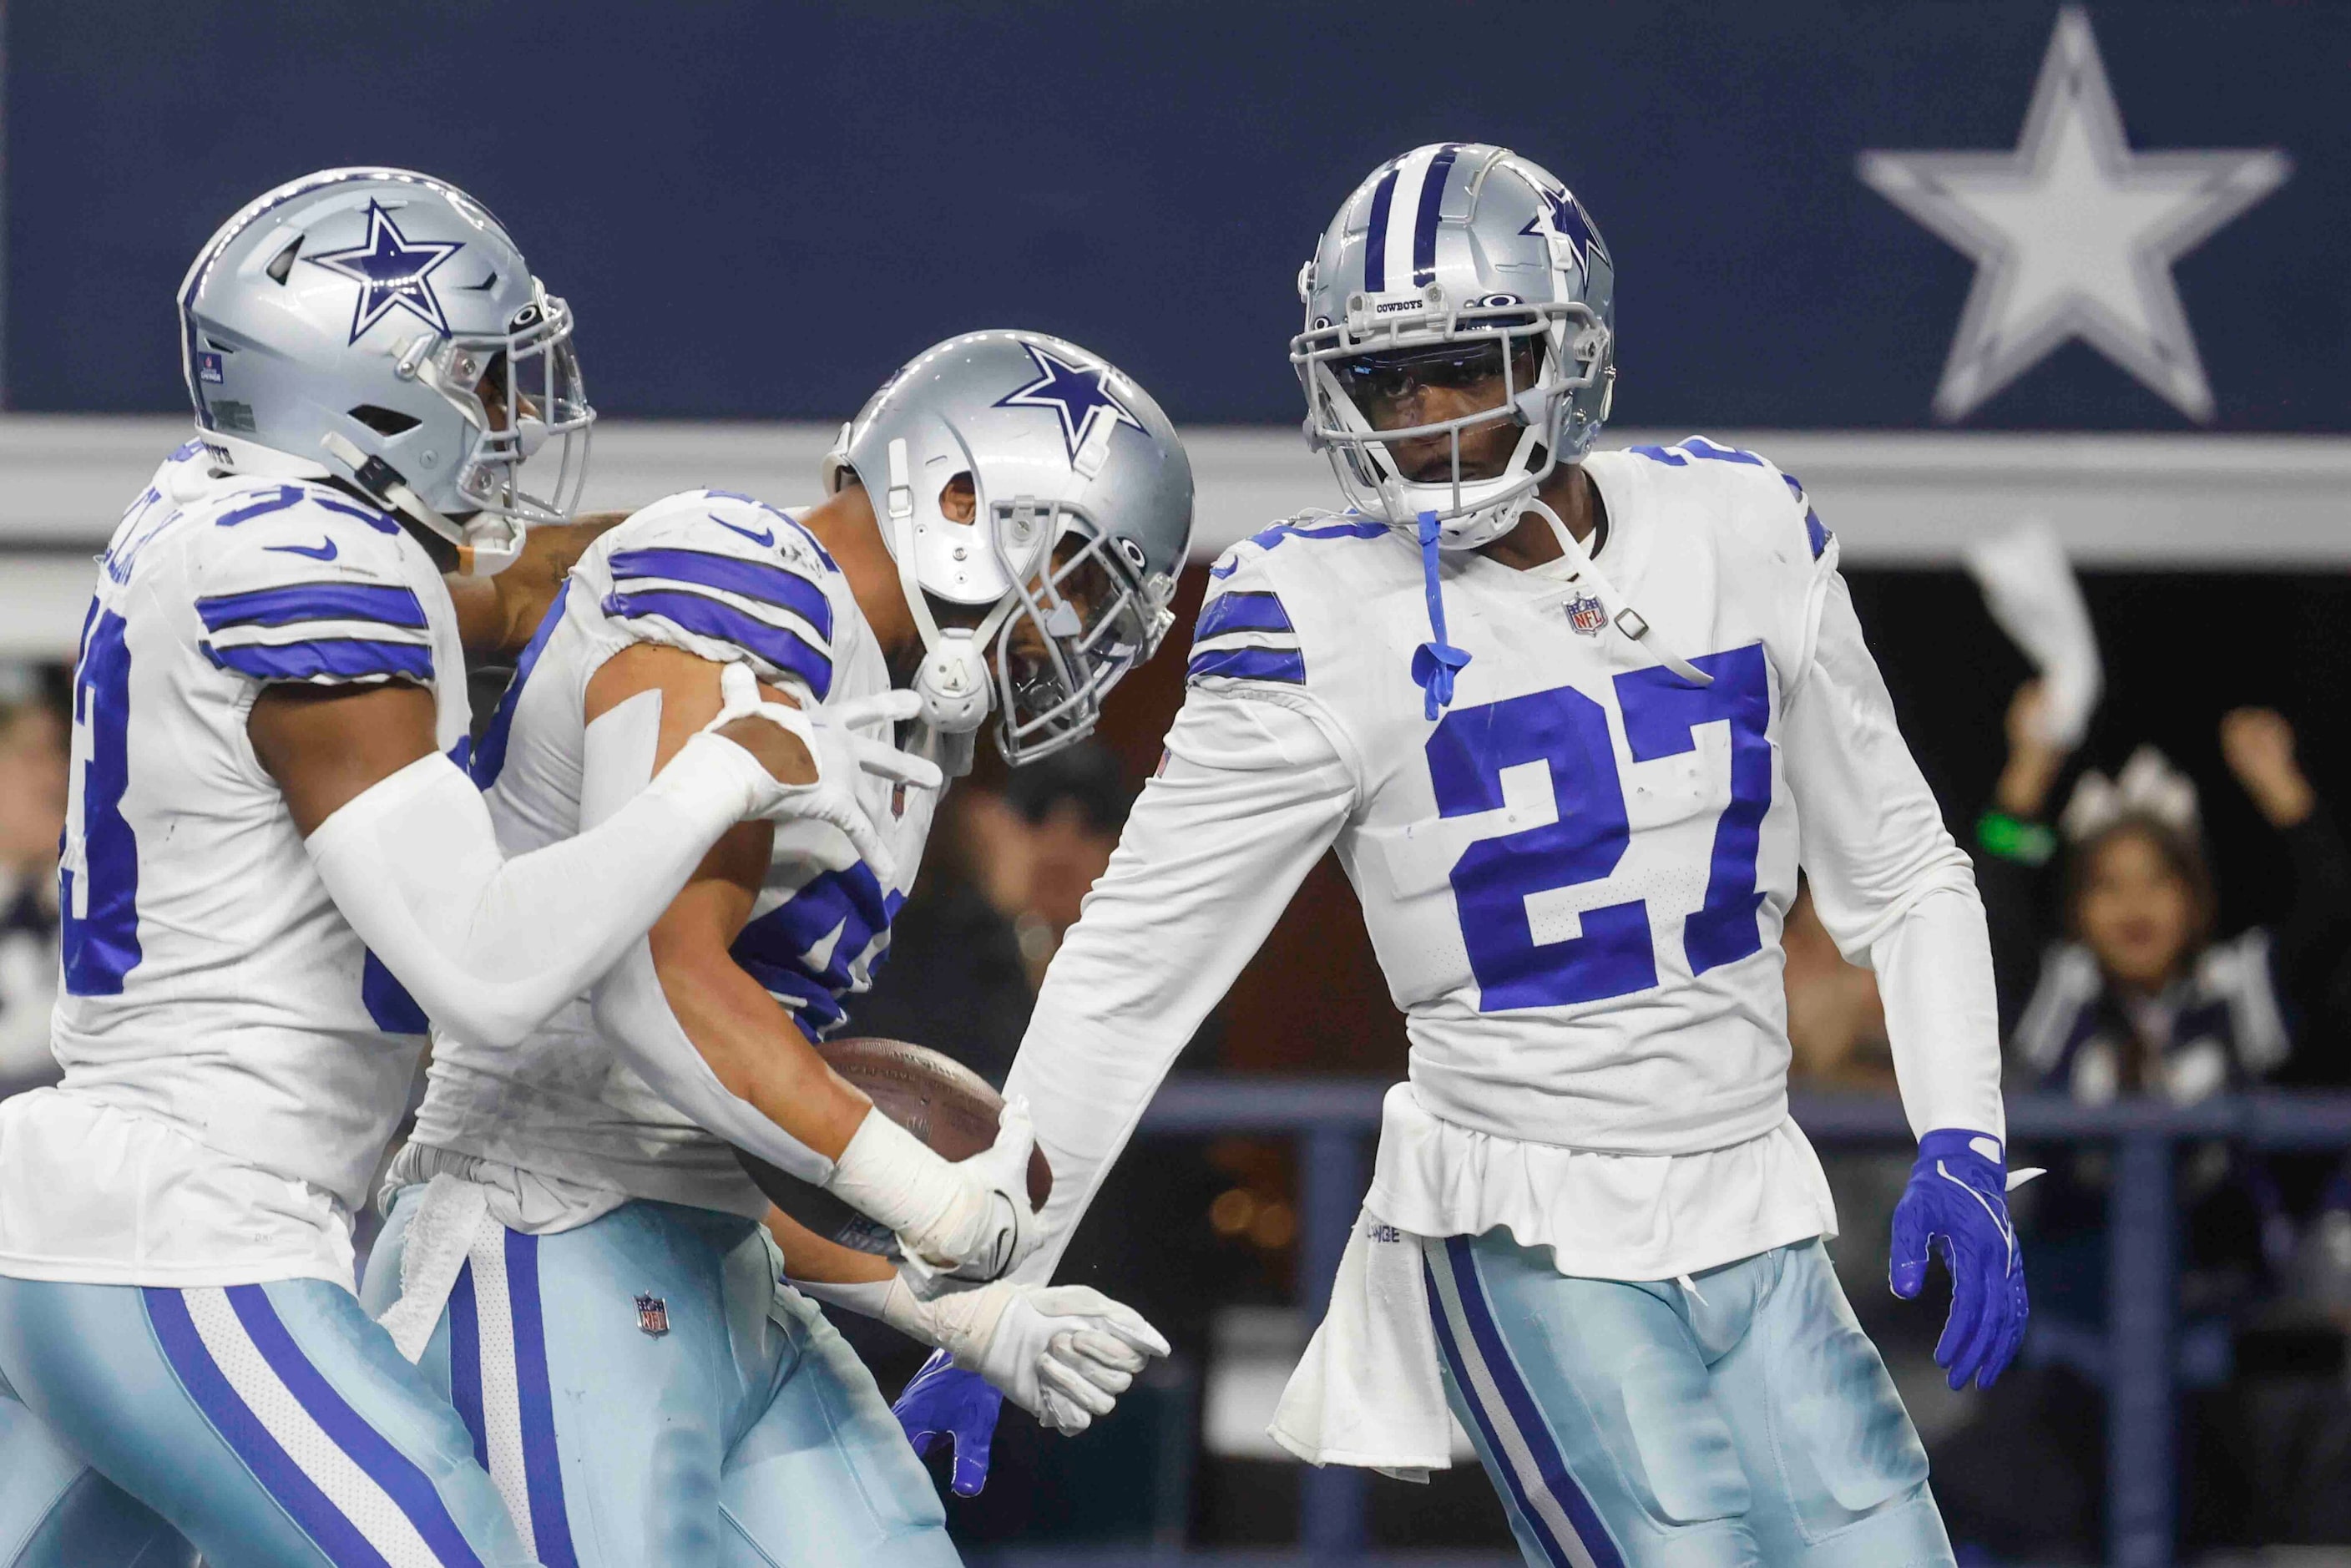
[1858,7,2288,422]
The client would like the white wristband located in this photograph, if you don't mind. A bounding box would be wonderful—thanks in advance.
[822,1110,967,1258]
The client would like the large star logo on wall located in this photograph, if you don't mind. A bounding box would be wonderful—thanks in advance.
[993,342,1143,465]
[1858,7,2288,422]
[304,200,465,344]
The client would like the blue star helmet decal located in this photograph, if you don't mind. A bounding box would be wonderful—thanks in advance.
[1519,183,1597,269]
[305,200,465,344]
[993,342,1144,465]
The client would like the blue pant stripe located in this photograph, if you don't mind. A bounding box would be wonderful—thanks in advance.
[225,1285,488,1568]
[503,1232,582,1568]
[143,1287,392,1568]
[447,1263,488,1470]
[1440,1238,1625,1568]
[1424,1258,1578,1568]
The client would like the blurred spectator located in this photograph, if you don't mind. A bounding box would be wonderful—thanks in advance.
[1782,880,1896,1094]
[1932,682,2351,1556]
[0,688,68,1095]
[1980,684,2350,1093]
[854,743,1136,1086]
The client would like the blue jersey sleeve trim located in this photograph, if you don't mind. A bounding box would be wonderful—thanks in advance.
[1188,645,1307,685]
[471,582,569,791]
[599,588,833,699]
[203,638,435,684]
[1195,589,1295,642]
[196,582,429,633]
[1805,508,1832,559]
[607,547,833,638]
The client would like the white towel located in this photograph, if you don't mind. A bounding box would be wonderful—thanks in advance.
[375,1173,493,1363]
[1964,519,2103,748]
[1269,1206,1456,1479]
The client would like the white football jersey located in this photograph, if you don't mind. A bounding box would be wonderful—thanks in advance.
[1194,441,1839,1151]
[1,442,468,1277]
[1007,436,1999,1286]
[406,490,937,1221]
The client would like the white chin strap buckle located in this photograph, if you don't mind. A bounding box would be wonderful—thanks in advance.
[914,632,992,733]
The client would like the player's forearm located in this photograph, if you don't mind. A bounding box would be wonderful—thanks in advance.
[647,933,872,1161]
[1869,885,2006,1142]
[766,1205,895,1285]
[308,736,775,1050]
[448,513,629,662]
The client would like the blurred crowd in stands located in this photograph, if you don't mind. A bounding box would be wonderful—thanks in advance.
[5,562,2351,1559]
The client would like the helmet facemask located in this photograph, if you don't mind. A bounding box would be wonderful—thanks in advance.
[983,506,1167,764]
[1294,294,1611,549]
[404,284,593,564]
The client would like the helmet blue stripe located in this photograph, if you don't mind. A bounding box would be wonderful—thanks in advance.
[1362,165,1403,293]
[1411,144,1462,286]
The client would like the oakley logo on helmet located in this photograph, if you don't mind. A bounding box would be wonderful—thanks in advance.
[304,200,463,344]
[992,342,1144,466]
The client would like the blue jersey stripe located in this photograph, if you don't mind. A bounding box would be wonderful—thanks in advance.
[1805,508,1832,559]
[1195,589,1294,642]
[472,583,569,790]
[224,1284,489,1568]
[204,638,434,684]
[197,582,428,633]
[144,1287,392,1568]
[1363,165,1403,293]
[607,547,833,638]
[599,588,832,699]
[1412,144,1461,286]
[1188,645,1306,685]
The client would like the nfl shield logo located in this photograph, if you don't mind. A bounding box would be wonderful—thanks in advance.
[1565,591,1608,636]
[635,1294,670,1337]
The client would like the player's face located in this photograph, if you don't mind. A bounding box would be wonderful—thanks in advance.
[2076,827,2197,989]
[1337,338,1543,483]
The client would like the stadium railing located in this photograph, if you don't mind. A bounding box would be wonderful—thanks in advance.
[1000,1080,2351,1568]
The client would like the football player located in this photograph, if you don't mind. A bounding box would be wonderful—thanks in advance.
[359,331,1190,1565]
[904,145,2030,1566]
[0,169,917,1567]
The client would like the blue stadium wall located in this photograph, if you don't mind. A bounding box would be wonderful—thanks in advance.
[4,0,2343,432]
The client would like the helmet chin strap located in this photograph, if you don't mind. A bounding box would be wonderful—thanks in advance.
[1518,493,1712,688]
[319,431,523,578]
[882,437,993,734]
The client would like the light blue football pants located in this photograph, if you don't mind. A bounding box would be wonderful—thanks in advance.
[361,1191,958,1568]
[0,1272,538,1567]
[1425,1233,1954,1568]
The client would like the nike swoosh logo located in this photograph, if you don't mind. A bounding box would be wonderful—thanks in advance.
[265,538,339,562]
[710,514,775,549]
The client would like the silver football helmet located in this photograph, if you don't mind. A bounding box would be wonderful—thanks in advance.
[822,331,1194,764]
[178,167,593,575]
[1292,144,1615,549]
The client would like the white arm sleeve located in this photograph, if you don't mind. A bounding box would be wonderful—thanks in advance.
[305,726,772,1053]
[1781,568,2005,1141]
[579,689,835,1183]
[1004,685,1358,1282]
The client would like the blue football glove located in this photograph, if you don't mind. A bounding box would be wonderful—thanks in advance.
[1889,1128,2035,1391]
[894,1350,1004,1497]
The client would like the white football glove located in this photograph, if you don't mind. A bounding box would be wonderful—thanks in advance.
[817,1272,1169,1433]
[699,662,943,883]
[825,1098,1044,1282]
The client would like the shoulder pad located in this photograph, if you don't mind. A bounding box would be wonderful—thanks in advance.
[592,489,838,698]
[1624,436,1832,563]
[1206,508,1388,583]
[188,482,434,688]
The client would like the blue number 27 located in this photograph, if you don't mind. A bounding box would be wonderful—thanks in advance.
[1425,645,1771,1012]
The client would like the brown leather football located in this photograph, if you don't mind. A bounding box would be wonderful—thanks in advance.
[736,1037,1051,1257]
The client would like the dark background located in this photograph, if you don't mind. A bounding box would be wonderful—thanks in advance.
[7,0,2344,428]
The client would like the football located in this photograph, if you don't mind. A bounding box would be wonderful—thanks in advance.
[737,1036,1052,1257]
